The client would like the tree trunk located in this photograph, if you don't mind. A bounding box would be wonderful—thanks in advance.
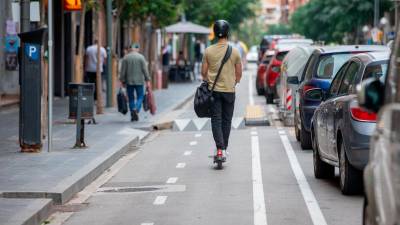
[96,10,104,114]
[74,0,87,83]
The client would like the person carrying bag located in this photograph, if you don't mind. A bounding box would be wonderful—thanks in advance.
[196,20,242,161]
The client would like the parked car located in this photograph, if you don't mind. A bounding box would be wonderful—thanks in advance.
[264,39,313,104]
[256,50,275,95]
[289,45,389,149]
[310,51,389,195]
[247,45,258,63]
[359,34,400,225]
[279,45,316,126]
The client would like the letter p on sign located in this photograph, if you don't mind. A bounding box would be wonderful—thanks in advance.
[24,44,40,61]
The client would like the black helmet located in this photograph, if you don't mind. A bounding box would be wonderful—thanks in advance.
[213,20,230,39]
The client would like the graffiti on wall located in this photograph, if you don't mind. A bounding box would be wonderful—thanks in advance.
[4,20,19,71]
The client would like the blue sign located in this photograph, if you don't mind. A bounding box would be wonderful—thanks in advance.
[24,44,40,61]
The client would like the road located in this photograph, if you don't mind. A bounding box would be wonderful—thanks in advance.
[48,64,363,225]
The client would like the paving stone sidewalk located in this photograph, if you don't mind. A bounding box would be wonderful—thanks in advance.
[0,82,197,225]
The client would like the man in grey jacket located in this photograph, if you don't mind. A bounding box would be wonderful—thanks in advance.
[120,43,151,121]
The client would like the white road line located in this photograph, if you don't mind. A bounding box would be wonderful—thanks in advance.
[176,163,186,168]
[251,135,268,225]
[141,223,154,225]
[251,131,258,136]
[184,151,192,156]
[195,133,202,138]
[153,196,168,205]
[279,134,328,225]
[166,177,178,184]
[249,72,254,105]
[278,130,286,135]
[189,141,197,146]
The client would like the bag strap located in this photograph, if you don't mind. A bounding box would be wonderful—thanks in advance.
[210,45,232,93]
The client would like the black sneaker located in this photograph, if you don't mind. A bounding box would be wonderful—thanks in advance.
[133,110,139,121]
[130,111,135,122]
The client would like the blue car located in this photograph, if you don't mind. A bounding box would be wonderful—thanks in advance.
[288,45,389,149]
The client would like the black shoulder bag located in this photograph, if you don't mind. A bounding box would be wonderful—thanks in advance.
[194,45,232,118]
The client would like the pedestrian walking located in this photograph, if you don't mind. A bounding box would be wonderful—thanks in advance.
[119,43,151,122]
[84,40,107,99]
[201,20,242,159]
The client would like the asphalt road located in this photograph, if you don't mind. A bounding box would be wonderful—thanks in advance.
[49,64,363,225]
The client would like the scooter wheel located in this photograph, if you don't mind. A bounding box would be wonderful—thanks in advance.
[217,161,223,170]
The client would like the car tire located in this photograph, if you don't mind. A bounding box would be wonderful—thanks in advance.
[312,129,334,179]
[363,197,373,225]
[266,93,274,104]
[300,120,312,150]
[256,87,264,96]
[339,140,363,195]
[294,112,300,142]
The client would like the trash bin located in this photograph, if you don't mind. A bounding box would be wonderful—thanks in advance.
[68,83,94,120]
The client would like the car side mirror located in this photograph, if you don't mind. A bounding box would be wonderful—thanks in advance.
[304,88,325,101]
[357,78,384,113]
[287,76,299,85]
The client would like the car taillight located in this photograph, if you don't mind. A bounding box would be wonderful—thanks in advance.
[350,107,377,122]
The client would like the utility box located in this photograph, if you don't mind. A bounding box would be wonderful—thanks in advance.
[68,83,94,120]
[18,28,47,152]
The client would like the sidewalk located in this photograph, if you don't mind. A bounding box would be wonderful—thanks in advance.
[0,82,198,225]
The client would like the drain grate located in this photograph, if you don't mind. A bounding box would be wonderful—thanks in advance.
[102,187,161,193]
[96,185,186,194]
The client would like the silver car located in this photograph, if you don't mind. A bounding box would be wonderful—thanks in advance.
[310,51,389,195]
[359,33,400,224]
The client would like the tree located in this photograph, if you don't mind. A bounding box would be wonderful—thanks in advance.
[184,0,257,29]
[266,24,292,35]
[291,0,393,43]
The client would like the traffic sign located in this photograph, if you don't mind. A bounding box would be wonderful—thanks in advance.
[24,44,40,61]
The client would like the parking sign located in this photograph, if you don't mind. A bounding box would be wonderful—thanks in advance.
[24,44,40,61]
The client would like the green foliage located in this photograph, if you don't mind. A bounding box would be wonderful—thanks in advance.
[120,0,183,27]
[266,24,292,35]
[184,0,257,29]
[291,0,393,43]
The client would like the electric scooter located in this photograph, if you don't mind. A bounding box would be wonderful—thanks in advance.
[213,149,226,169]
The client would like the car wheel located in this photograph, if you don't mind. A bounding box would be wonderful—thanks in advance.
[294,112,300,142]
[363,197,373,225]
[312,129,334,179]
[300,120,312,150]
[256,87,264,96]
[266,93,274,104]
[339,140,363,195]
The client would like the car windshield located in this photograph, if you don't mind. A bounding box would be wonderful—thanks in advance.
[363,61,388,82]
[276,51,288,61]
[316,53,353,79]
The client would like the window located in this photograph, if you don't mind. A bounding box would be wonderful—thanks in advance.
[363,62,388,82]
[329,62,348,96]
[303,54,318,81]
[316,53,353,79]
[276,51,288,61]
[338,62,360,95]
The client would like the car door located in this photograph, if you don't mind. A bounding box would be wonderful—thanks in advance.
[327,61,361,160]
[318,62,348,158]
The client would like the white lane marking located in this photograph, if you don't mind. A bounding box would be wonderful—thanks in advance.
[184,151,192,156]
[176,163,186,168]
[278,130,286,135]
[251,135,268,225]
[251,127,257,130]
[251,131,258,136]
[279,134,328,225]
[153,196,168,205]
[141,223,154,225]
[249,72,254,105]
[166,177,178,184]
[195,133,202,138]
[189,141,197,146]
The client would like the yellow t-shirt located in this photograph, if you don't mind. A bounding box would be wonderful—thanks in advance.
[203,43,241,93]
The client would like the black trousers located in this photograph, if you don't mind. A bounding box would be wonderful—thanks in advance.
[210,91,235,150]
[85,72,97,100]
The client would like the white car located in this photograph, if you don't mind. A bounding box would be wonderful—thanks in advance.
[246,46,258,62]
